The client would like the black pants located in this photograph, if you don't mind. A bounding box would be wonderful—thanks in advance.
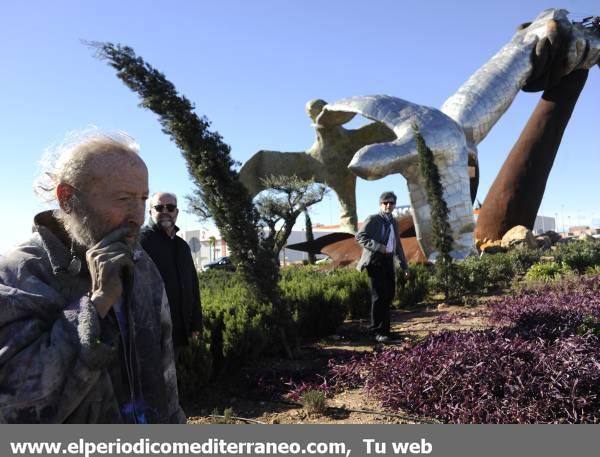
[366,255,395,336]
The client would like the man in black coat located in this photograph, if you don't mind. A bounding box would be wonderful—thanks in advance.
[356,191,409,342]
[141,192,202,355]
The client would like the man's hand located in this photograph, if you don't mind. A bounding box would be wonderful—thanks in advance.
[191,330,202,343]
[87,227,135,318]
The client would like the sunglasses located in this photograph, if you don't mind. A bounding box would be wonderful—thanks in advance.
[381,201,396,205]
[153,204,177,212]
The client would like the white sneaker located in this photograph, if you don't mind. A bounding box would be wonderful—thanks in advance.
[375,334,390,343]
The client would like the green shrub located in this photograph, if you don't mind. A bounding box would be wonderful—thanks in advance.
[524,261,573,282]
[505,248,542,276]
[210,407,236,424]
[176,334,213,403]
[201,273,277,370]
[584,265,600,275]
[280,268,347,337]
[199,268,240,292]
[553,240,600,273]
[427,262,462,299]
[324,268,371,319]
[394,263,431,308]
[457,254,514,293]
[300,389,328,415]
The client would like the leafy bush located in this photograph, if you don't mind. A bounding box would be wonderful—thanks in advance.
[524,261,573,282]
[505,248,542,276]
[427,262,463,299]
[176,334,213,403]
[279,266,372,336]
[324,268,371,319]
[201,271,277,371]
[300,389,328,415]
[585,265,600,275]
[457,254,514,293]
[210,407,236,424]
[553,240,600,273]
[447,249,541,296]
[280,267,348,337]
[395,264,431,308]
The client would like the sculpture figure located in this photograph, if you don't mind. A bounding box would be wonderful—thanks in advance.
[239,99,395,232]
[319,9,599,258]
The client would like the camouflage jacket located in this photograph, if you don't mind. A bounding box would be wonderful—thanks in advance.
[0,212,186,423]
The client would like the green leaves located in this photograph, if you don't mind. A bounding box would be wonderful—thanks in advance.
[413,124,457,299]
[93,41,279,305]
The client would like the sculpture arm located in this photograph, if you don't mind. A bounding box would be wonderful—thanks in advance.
[349,121,396,149]
[239,150,324,198]
[441,9,599,146]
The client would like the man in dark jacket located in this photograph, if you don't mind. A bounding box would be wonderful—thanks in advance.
[141,193,202,355]
[356,191,409,342]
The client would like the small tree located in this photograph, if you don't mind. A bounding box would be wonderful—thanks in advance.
[94,42,293,356]
[255,175,327,261]
[304,212,317,264]
[208,236,216,261]
[413,124,457,300]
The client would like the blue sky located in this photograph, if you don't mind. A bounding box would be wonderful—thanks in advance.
[1,0,598,253]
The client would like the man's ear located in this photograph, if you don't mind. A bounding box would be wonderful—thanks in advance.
[56,183,75,213]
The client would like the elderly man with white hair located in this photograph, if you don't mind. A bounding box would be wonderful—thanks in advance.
[0,132,185,423]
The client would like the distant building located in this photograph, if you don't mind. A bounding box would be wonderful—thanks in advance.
[532,215,556,235]
[181,225,339,270]
[180,228,229,270]
[567,226,600,237]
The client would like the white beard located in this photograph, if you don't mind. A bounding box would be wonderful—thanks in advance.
[159,219,174,229]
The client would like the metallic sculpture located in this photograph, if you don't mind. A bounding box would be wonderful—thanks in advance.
[319,96,474,259]
[239,99,394,232]
[319,9,599,259]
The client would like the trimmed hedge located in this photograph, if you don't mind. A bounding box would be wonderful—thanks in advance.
[395,264,430,307]
[280,266,370,337]
[200,270,277,367]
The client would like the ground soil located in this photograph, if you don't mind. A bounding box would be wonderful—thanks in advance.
[186,298,493,424]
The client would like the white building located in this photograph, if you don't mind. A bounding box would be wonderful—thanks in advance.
[532,215,556,235]
[180,227,229,270]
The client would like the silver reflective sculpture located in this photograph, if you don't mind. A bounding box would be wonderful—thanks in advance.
[318,9,599,259]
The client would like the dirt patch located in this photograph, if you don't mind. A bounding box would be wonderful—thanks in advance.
[185,299,492,424]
